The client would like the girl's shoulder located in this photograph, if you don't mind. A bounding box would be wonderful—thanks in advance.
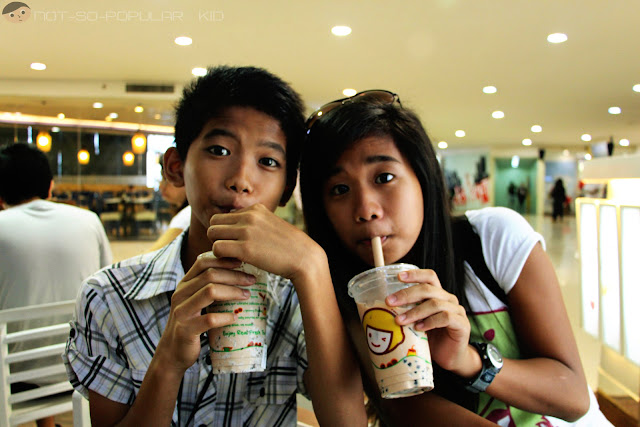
[462,207,545,295]
[464,206,533,235]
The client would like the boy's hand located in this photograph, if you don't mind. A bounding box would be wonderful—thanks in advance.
[207,204,321,284]
[385,268,475,375]
[154,256,256,374]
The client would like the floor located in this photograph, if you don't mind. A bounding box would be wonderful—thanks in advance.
[17,214,613,426]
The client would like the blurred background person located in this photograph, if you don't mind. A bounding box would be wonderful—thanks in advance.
[147,159,190,252]
[0,143,112,427]
[551,178,567,222]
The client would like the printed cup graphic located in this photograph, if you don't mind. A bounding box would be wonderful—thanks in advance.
[202,252,269,374]
[348,264,434,399]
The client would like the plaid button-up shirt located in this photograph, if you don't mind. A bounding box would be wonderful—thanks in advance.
[64,232,308,426]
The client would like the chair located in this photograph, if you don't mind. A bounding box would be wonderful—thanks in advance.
[72,389,90,427]
[132,192,159,235]
[99,194,123,237]
[0,301,76,426]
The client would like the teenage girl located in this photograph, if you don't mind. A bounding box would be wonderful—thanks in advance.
[299,92,609,426]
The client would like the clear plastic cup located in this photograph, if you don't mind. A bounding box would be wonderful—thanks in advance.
[348,264,434,399]
[201,252,268,373]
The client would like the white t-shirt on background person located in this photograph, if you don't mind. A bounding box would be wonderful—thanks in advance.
[0,199,112,381]
[168,205,191,230]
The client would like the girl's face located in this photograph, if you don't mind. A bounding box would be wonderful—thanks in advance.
[323,135,424,266]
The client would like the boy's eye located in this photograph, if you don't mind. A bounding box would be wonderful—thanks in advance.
[330,184,349,196]
[259,157,280,168]
[375,173,395,184]
[208,145,230,156]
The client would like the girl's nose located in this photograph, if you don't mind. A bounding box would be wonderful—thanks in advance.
[354,189,383,223]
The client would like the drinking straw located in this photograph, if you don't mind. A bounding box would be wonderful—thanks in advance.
[372,236,385,267]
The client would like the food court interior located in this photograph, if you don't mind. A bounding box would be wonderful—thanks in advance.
[1,1,639,425]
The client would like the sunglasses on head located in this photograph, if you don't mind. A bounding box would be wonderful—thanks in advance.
[305,89,401,131]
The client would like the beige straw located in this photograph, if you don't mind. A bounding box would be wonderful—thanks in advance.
[372,236,385,267]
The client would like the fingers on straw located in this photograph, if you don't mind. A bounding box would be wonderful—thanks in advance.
[372,236,385,267]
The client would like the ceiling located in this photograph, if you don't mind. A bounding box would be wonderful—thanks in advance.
[1,0,639,155]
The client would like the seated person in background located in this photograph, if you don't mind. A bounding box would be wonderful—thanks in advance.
[147,162,191,252]
[0,143,112,427]
[63,65,366,426]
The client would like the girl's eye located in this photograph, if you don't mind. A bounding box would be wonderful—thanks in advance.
[259,157,280,168]
[375,173,395,184]
[330,184,349,196]
[208,145,230,156]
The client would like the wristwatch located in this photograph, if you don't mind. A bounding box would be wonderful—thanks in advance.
[465,342,503,393]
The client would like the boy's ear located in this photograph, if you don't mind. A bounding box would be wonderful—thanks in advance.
[163,147,185,188]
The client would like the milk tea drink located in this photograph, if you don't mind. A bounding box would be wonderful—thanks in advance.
[201,252,269,374]
[348,264,434,399]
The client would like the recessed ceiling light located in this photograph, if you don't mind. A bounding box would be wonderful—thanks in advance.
[342,88,357,97]
[584,153,592,160]
[438,141,448,149]
[491,111,504,119]
[619,138,630,146]
[563,149,570,156]
[109,112,118,119]
[174,36,192,46]
[608,106,621,115]
[633,84,640,93]
[93,102,103,109]
[482,86,497,94]
[511,155,520,168]
[331,26,352,36]
[522,138,532,146]
[531,125,542,133]
[51,127,60,133]
[455,130,465,138]
[581,134,592,142]
[57,113,65,120]
[547,33,568,43]
[154,113,162,120]
[30,62,46,71]
[192,67,207,77]
[134,105,144,113]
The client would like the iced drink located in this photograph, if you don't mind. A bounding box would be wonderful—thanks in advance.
[201,252,269,374]
[348,264,434,399]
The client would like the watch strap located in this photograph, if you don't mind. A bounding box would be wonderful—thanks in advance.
[464,342,501,393]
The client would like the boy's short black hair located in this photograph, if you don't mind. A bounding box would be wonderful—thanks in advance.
[174,65,306,202]
[0,143,53,205]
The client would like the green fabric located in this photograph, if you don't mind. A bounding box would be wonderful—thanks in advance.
[469,310,556,426]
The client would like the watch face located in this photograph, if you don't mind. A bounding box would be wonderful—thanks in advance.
[487,343,504,368]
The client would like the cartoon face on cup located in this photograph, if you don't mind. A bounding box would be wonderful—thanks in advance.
[362,307,405,355]
[348,264,434,399]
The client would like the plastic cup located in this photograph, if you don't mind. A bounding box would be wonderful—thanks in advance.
[348,263,434,399]
[202,252,268,374]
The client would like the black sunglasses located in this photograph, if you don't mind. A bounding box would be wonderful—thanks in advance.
[305,90,401,131]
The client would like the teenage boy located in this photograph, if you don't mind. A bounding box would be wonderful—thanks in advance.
[63,66,366,426]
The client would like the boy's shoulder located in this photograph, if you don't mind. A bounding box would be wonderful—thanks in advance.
[82,242,184,303]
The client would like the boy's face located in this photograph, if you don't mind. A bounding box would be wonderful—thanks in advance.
[175,106,288,235]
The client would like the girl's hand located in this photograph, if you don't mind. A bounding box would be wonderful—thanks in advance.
[385,268,475,374]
